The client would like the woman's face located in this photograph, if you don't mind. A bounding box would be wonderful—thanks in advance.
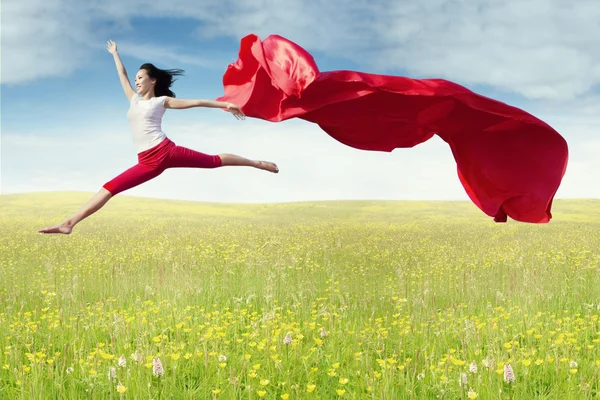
[135,69,155,95]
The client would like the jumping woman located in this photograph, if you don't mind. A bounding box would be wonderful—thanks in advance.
[39,40,279,235]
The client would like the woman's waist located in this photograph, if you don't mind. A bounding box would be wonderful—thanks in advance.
[136,137,174,160]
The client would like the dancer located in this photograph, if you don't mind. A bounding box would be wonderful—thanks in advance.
[39,40,278,235]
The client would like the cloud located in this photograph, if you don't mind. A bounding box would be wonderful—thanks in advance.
[109,41,220,69]
[538,113,600,199]
[3,111,599,202]
[1,115,468,202]
[195,0,600,101]
[2,0,96,84]
[4,0,600,103]
[372,0,600,101]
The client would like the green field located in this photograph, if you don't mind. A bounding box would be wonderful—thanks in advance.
[1,193,600,399]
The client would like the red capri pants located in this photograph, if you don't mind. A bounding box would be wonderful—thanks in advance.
[103,138,222,195]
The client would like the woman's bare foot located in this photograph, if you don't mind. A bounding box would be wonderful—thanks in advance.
[38,188,112,236]
[39,222,73,235]
[256,161,279,173]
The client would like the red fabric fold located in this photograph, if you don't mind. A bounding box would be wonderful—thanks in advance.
[217,34,569,223]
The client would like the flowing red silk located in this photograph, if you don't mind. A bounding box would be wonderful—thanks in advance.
[217,34,569,223]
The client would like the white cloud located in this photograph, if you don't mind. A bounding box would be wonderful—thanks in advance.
[2,0,96,84]
[2,112,599,202]
[3,0,599,205]
[4,0,600,102]
[1,115,468,202]
[536,114,600,199]
[108,41,220,69]
[372,0,600,101]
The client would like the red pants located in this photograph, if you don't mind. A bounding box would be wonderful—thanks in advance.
[103,138,222,195]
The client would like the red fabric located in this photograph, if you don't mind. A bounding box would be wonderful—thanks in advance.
[103,138,222,195]
[217,34,569,223]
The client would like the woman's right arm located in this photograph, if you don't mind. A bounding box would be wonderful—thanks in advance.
[107,40,136,101]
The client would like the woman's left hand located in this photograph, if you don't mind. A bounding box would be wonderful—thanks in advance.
[226,103,246,120]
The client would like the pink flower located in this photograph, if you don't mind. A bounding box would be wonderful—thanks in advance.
[503,362,515,383]
[153,357,164,377]
[283,333,292,345]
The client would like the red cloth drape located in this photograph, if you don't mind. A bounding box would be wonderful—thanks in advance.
[217,34,569,223]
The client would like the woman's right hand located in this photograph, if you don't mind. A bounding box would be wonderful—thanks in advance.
[107,40,118,55]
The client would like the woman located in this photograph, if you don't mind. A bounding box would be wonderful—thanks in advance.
[39,40,279,235]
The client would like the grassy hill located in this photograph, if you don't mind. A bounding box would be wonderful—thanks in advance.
[1,193,599,399]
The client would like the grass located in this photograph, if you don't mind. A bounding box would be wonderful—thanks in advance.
[1,192,599,399]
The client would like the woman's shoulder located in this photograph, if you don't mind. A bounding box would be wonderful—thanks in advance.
[131,94,166,102]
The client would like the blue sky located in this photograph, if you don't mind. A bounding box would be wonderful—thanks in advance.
[3,0,600,204]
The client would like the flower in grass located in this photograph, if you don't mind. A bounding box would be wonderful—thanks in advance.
[108,366,117,381]
[459,373,467,387]
[320,328,328,338]
[153,357,164,377]
[118,355,126,368]
[503,363,515,383]
[218,355,227,362]
[117,382,127,394]
[132,352,142,363]
[284,332,292,345]
[483,358,493,369]
[469,361,477,374]
[468,388,478,399]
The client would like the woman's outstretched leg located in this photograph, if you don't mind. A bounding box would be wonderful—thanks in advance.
[166,144,279,173]
[39,162,164,234]
[218,153,279,173]
[39,188,113,234]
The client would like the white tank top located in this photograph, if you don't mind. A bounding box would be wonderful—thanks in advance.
[127,94,168,153]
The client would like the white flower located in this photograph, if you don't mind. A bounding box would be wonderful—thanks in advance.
[118,355,127,368]
[153,357,164,377]
[218,355,227,362]
[503,363,515,383]
[108,366,117,381]
[469,361,477,374]
[459,372,468,387]
[482,357,493,369]
[131,352,142,363]
[283,332,292,345]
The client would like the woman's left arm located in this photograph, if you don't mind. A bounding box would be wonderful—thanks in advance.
[164,97,245,119]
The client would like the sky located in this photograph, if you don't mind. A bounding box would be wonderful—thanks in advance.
[2,0,600,204]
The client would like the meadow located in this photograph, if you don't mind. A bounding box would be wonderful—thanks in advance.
[1,192,600,399]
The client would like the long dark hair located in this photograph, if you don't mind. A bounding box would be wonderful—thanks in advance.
[140,63,185,97]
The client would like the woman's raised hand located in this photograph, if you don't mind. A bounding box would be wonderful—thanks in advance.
[106,40,118,55]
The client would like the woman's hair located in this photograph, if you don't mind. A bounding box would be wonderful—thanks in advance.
[139,63,185,97]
